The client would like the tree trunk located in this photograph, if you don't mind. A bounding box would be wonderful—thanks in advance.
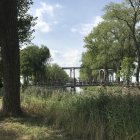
[136,52,140,86]
[0,0,21,115]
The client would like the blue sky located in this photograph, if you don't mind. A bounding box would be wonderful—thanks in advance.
[30,0,123,67]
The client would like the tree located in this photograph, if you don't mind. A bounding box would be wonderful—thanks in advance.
[0,48,2,82]
[80,1,138,84]
[81,21,120,82]
[80,51,95,81]
[119,57,134,85]
[81,18,136,83]
[45,64,69,85]
[0,0,21,115]
[0,0,36,82]
[0,0,35,47]
[20,45,51,84]
[18,0,36,44]
[104,0,140,84]
[0,49,2,88]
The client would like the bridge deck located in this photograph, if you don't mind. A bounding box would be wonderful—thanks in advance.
[63,82,117,87]
[25,81,136,89]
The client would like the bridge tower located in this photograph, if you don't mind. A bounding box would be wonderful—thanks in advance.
[62,67,80,91]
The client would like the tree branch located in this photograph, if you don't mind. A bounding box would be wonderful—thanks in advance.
[115,15,132,31]
[128,0,135,11]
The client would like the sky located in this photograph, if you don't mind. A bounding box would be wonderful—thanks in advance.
[30,0,123,68]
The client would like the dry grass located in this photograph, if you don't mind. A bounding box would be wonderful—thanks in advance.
[0,114,69,140]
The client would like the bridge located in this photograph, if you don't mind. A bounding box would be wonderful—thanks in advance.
[61,67,115,91]
[24,67,122,90]
[63,81,117,88]
[24,66,136,91]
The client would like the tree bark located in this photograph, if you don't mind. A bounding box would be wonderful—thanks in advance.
[0,0,21,115]
[136,51,140,85]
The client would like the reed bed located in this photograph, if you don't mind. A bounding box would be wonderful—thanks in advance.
[20,86,140,140]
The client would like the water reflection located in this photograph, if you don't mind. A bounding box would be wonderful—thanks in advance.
[66,87,83,93]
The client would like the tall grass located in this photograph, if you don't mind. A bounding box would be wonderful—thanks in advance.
[21,86,140,140]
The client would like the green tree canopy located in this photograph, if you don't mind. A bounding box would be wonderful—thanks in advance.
[45,64,69,85]
[103,0,140,84]
[80,1,137,83]
[20,45,50,84]
[18,0,36,45]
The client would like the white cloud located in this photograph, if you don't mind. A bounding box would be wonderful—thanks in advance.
[34,2,62,33]
[55,4,63,9]
[53,21,59,25]
[36,2,62,18]
[37,20,50,33]
[71,28,78,33]
[51,49,82,67]
[71,16,103,35]
[51,49,83,77]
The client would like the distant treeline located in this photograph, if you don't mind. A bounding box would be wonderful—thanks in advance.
[20,45,69,85]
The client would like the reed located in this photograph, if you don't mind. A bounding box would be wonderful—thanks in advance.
[21,86,140,140]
